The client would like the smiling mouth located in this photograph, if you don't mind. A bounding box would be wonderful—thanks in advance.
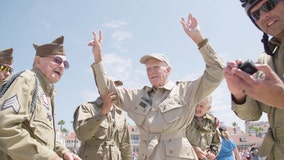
[267,20,276,27]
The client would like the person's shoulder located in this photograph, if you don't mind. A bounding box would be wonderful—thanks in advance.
[206,113,220,128]
[176,80,193,85]
[18,70,36,80]
[82,101,97,108]
[5,70,36,86]
[257,52,271,63]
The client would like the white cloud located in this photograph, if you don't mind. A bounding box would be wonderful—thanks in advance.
[103,20,128,28]
[81,90,99,102]
[112,30,133,42]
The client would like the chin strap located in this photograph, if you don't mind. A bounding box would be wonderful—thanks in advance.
[261,32,274,56]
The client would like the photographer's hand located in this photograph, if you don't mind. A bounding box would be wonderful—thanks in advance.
[224,60,247,104]
[237,64,284,108]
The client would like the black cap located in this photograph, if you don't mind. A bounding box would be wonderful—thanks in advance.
[219,126,227,132]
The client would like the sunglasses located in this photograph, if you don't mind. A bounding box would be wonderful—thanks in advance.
[250,0,280,21]
[0,65,13,73]
[43,56,70,69]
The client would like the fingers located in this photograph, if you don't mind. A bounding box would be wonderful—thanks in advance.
[103,92,117,102]
[108,93,117,101]
[88,30,103,46]
[188,13,192,25]
[255,64,272,76]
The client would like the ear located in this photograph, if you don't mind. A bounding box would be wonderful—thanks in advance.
[166,66,172,73]
[207,105,212,111]
[34,56,41,66]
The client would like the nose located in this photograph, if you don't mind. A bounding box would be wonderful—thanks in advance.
[58,62,65,69]
[259,10,269,21]
[4,72,11,77]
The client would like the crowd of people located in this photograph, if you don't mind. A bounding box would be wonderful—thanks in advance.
[0,0,283,159]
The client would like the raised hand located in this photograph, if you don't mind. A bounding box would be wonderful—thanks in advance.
[180,13,204,44]
[88,30,103,63]
[100,90,117,115]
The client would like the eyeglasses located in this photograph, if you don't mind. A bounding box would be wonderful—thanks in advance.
[250,0,280,21]
[44,56,70,69]
[0,65,13,73]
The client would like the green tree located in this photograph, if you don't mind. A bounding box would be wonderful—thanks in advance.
[232,122,238,134]
[254,126,264,137]
[248,125,255,136]
[58,120,65,132]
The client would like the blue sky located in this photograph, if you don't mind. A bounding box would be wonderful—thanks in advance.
[1,0,268,132]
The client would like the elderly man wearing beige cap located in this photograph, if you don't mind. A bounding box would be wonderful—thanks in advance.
[0,48,14,84]
[0,36,81,160]
[89,13,224,160]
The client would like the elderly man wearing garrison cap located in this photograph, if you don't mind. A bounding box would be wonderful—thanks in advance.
[0,36,81,160]
[89,13,224,160]
[0,48,13,84]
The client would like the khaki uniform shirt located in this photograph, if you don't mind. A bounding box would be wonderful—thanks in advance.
[186,114,222,159]
[92,43,224,160]
[73,98,133,160]
[232,37,284,160]
[0,68,69,160]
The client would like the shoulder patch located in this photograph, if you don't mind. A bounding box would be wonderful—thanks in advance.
[1,95,21,114]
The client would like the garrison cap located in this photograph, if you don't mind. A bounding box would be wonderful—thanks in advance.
[0,48,13,65]
[33,36,65,56]
[140,53,170,66]
[114,80,123,86]
[109,77,123,87]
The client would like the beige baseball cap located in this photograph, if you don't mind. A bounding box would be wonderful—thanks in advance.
[140,53,170,66]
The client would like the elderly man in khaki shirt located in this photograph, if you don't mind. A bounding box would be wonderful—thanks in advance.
[0,36,80,160]
[73,80,133,160]
[186,96,222,160]
[89,13,224,160]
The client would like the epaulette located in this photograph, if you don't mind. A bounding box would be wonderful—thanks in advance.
[0,70,38,113]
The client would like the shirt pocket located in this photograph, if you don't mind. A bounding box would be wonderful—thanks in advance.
[165,137,196,159]
[30,102,54,145]
[137,140,147,160]
[128,99,151,126]
[94,120,109,139]
[159,96,186,123]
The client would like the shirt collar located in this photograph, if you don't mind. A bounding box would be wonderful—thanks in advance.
[32,68,54,94]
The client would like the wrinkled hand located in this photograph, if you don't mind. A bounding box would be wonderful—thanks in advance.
[193,147,208,159]
[63,151,81,160]
[206,150,216,160]
[88,30,103,63]
[100,91,117,115]
[180,13,204,44]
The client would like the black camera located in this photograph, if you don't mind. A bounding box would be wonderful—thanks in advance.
[238,59,258,75]
[208,144,218,156]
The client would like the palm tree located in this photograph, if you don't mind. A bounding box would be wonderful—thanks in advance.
[254,126,264,137]
[58,120,65,132]
[248,125,255,136]
[232,122,238,134]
